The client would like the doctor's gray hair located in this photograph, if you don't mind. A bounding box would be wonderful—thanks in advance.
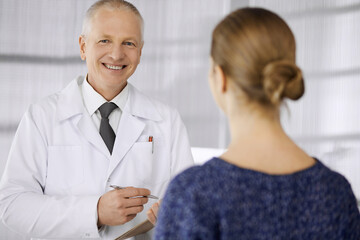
[81,0,144,40]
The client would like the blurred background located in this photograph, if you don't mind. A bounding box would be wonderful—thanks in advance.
[0,0,359,238]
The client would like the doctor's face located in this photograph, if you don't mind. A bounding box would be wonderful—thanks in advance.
[79,7,143,98]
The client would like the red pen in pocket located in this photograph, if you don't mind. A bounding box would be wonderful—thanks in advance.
[148,136,153,153]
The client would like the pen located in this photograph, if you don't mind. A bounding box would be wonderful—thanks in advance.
[149,136,153,153]
[110,185,159,200]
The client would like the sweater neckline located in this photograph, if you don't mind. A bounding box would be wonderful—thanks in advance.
[209,157,321,179]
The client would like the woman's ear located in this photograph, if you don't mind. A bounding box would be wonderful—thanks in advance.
[214,65,227,93]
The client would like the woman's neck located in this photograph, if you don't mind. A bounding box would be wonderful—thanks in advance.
[221,107,314,174]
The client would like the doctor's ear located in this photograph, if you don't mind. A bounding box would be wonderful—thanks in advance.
[79,35,86,61]
[137,41,144,63]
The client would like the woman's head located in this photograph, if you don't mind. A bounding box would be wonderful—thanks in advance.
[210,8,304,110]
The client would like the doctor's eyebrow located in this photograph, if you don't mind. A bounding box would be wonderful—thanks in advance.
[97,34,140,44]
[98,34,113,40]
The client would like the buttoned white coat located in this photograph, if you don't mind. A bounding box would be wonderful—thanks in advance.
[0,77,194,239]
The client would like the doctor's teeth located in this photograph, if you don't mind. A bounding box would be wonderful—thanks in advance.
[105,64,124,70]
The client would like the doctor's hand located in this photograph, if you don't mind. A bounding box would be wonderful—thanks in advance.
[147,200,162,225]
[97,187,150,227]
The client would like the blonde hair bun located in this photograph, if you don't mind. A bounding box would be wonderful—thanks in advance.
[262,60,304,105]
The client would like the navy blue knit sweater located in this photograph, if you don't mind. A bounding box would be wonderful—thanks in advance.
[155,158,360,239]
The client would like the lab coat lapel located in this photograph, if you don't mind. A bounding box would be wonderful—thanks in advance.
[107,111,145,176]
[106,84,162,177]
[77,109,110,158]
[57,76,110,158]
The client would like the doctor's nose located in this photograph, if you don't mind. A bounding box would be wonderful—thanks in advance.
[109,44,125,61]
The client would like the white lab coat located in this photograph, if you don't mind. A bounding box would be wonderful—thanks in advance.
[0,76,194,239]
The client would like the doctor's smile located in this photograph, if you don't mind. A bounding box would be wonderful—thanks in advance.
[103,63,127,70]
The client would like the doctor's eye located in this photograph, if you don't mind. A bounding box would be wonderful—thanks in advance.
[99,39,109,44]
[123,41,136,47]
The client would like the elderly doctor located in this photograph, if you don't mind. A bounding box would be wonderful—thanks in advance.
[0,0,193,239]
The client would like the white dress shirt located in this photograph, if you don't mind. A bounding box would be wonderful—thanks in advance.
[81,76,129,134]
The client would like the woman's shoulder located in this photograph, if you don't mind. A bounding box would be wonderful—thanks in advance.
[167,158,222,192]
[314,159,354,188]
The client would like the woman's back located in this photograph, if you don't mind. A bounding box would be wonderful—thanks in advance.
[155,158,360,239]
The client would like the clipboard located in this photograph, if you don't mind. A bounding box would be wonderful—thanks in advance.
[115,219,154,240]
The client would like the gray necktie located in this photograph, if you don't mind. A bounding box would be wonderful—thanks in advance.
[98,102,118,154]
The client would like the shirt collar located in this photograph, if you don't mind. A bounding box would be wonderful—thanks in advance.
[81,75,129,115]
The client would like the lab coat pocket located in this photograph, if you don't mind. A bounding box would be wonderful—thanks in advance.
[126,142,156,186]
[47,146,84,189]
